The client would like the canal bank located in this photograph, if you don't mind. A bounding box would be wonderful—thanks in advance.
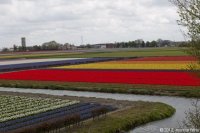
[0,87,196,133]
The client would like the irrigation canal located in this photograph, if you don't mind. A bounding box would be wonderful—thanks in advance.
[0,87,197,133]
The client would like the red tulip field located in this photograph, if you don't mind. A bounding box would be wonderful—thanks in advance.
[0,56,199,86]
[0,69,199,86]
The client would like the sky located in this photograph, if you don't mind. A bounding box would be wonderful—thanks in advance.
[0,0,186,48]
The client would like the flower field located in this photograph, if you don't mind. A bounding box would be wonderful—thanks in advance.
[0,94,113,132]
[54,62,191,70]
[0,56,199,86]
[0,95,79,122]
[53,56,199,70]
[0,69,199,86]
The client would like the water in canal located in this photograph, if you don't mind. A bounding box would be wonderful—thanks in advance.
[0,87,197,133]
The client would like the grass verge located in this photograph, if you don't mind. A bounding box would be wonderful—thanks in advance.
[0,80,200,98]
[69,102,175,133]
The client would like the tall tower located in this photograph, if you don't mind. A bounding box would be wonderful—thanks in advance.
[21,37,26,51]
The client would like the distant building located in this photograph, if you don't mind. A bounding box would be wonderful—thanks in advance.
[99,44,107,49]
[9,48,14,52]
[58,43,77,50]
[92,43,115,49]
[157,39,173,47]
[21,37,26,50]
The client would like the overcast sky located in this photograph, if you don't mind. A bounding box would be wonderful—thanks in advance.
[0,0,185,48]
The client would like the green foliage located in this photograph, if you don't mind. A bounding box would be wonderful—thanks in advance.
[72,102,175,133]
[0,80,200,98]
[170,0,200,69]
[187,40,200,62]
[1,48,9,52]
[170,0,200,38]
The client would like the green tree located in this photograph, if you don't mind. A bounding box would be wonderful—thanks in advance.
[13,45,18,52]
[141,41,145,47]
[170,1,200,131]
[2,48,9,52]
[41,41,61,50]
[170,0,200,38]
[146,41,150,47]
[86,44,92,48]
[150,41,157,47]
[170,0,200,67]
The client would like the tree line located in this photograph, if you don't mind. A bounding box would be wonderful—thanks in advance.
[78,40,185,49]
[1,39,187,52]
[7,41,75,52]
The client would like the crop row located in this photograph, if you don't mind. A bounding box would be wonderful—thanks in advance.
[100,61,194,64]
[0,69,199,86]
[127,56,197,61]
[0,95,79,123]
[54,63,196,70]
[0,57,118,72]
[53,56,199,70]
[1,102,112,133]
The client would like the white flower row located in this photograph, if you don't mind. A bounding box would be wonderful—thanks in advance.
[0,95,79,123]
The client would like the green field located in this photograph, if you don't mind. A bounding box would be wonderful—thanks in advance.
[1,80,200,98]
[0,47,198,98]
[69,102,175,133]
[0,48,187,59]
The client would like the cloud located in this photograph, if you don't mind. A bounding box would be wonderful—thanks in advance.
[0,0,12,4]
[0,0,184,48]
